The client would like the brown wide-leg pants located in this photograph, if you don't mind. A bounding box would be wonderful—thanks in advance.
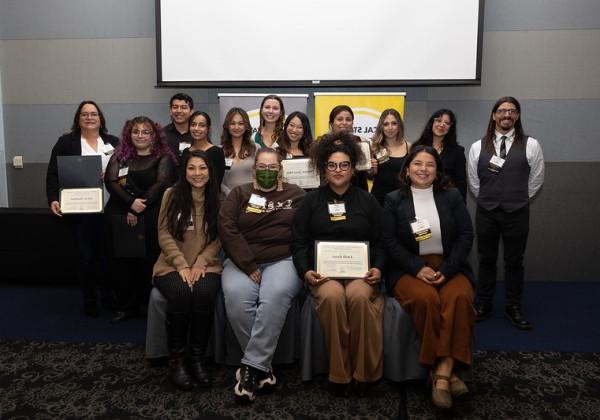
[311,278,384,383]
[393,255,475,367]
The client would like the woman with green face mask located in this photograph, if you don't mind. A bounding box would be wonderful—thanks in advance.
[218,148,305,404]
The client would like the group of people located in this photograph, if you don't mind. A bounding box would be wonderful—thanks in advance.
[46,93,544,409]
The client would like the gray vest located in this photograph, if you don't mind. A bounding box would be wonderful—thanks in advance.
[477,137,530,212]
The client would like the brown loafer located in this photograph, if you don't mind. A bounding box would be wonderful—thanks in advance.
[450,374,469,397]
[430,372,452,410]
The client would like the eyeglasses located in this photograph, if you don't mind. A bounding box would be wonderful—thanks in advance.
[256,164,279,171]
[80,112,99,118]
[132,129,153,137]
[326,161,351,171]
[433,118,452,128]
[496,108,518,115]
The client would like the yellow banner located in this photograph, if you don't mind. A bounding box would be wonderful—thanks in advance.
[314,93,406,139]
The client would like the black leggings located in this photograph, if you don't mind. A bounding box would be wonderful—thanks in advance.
[153,271,221,315]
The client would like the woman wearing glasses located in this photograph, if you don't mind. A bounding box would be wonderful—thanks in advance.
[292,133,385,396]
[413,110,467,201]
[46,101,119,317]
[105,116,177,323]
[218,148,305,403]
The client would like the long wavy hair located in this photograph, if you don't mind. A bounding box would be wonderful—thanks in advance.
[258,95,285,143]
[220,108,256,159]
[164,150,220,243]
[482,96,526,153]
[397,145,451,195]
[70,100,108,137]
[114,116,177,165]
[413,109,458,149]
[278,111,314,158]
[372,108,406,154]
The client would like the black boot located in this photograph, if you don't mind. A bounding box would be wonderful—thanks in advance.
[189,312,212,387]
[166,312,195,390]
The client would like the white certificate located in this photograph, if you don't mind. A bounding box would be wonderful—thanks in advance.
[60,188,103,214]
[282,158,320,189]
[355,141,372,171]
[315,241,370,279]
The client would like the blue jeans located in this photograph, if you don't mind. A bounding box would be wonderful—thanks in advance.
[222,257,301,372]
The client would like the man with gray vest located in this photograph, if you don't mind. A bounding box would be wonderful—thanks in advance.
[467,96,544,330]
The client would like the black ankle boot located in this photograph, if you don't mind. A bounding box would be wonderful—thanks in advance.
[166,312,194,390]
[189,311,212,387]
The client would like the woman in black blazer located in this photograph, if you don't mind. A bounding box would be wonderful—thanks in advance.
[413,109,467,201]
[46,100,119,317]
[381,145,474,410]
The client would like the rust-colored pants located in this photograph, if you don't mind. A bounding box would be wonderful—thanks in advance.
[311,278,384,383]
[393,255,475,366]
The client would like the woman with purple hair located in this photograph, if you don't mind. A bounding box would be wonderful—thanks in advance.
[105,116,177,323]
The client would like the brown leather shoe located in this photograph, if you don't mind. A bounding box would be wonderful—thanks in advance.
[430,372,452,410]
[450,374,469,398]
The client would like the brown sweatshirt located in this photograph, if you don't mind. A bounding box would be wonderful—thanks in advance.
[218,182,305,275]
[153,187,222,277]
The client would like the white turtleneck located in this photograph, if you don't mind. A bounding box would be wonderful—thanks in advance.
[411,186,443,256]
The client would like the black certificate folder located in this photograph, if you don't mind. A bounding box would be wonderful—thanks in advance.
[57,155,102,188]
[112,215,146,258]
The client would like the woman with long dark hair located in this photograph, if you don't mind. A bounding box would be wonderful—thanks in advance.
[413,109,467,200]
[105,116,176,323]
[382,145,475,410]
[277,111,314,159]
[220,108,257,197]
[152,150,222,389]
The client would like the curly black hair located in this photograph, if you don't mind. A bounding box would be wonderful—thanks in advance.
[310,132,365,174]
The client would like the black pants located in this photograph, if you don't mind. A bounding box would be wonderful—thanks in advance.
[112,255,155,312]
[476,205,529,307]
[74,214,111,305]
[153,271,221,315]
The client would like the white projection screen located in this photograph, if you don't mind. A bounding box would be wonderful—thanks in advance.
[156,0,484,87]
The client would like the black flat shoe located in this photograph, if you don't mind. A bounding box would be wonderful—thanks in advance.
[110,310,137,324]
[328,381,350,398]
[505,306,532,330]
[476,303,493,322]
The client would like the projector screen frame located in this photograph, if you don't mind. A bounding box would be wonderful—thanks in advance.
[155,0,485,88]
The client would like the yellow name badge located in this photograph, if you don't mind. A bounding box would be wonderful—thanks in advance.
[410,218,432,242]
[328,202,346,222]
[118,166,129,185]
[246,193,266,214]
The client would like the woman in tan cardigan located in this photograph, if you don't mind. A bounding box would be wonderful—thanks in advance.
[152,150,222,390]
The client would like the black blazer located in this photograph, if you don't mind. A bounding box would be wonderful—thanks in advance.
[440,145,467,201]
[46,131,119,205]
[381,187,473,293]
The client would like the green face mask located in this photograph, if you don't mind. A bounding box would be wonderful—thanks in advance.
[255,168,279,189]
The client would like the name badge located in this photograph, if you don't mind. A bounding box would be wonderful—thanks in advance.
[410,218,432,241]
[179,142,191,154]
[225,157,233,169]
[118,167,129,177]
[103,144,115,155]
[177,212,195,230]
[246,193,267,214]
[328,202,346,222]
[488,155,505,173]
[375,148,390,164]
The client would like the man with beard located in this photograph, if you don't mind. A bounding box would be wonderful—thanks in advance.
[165,93,194,163]
[467,97,544,330]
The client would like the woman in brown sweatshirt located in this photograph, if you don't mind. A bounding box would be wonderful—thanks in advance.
[152,150,222,390]
[218,148,305,403]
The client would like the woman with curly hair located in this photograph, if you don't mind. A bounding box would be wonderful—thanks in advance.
[292,132,385,396]
[252,94,285,148]
[105,116,177,323]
